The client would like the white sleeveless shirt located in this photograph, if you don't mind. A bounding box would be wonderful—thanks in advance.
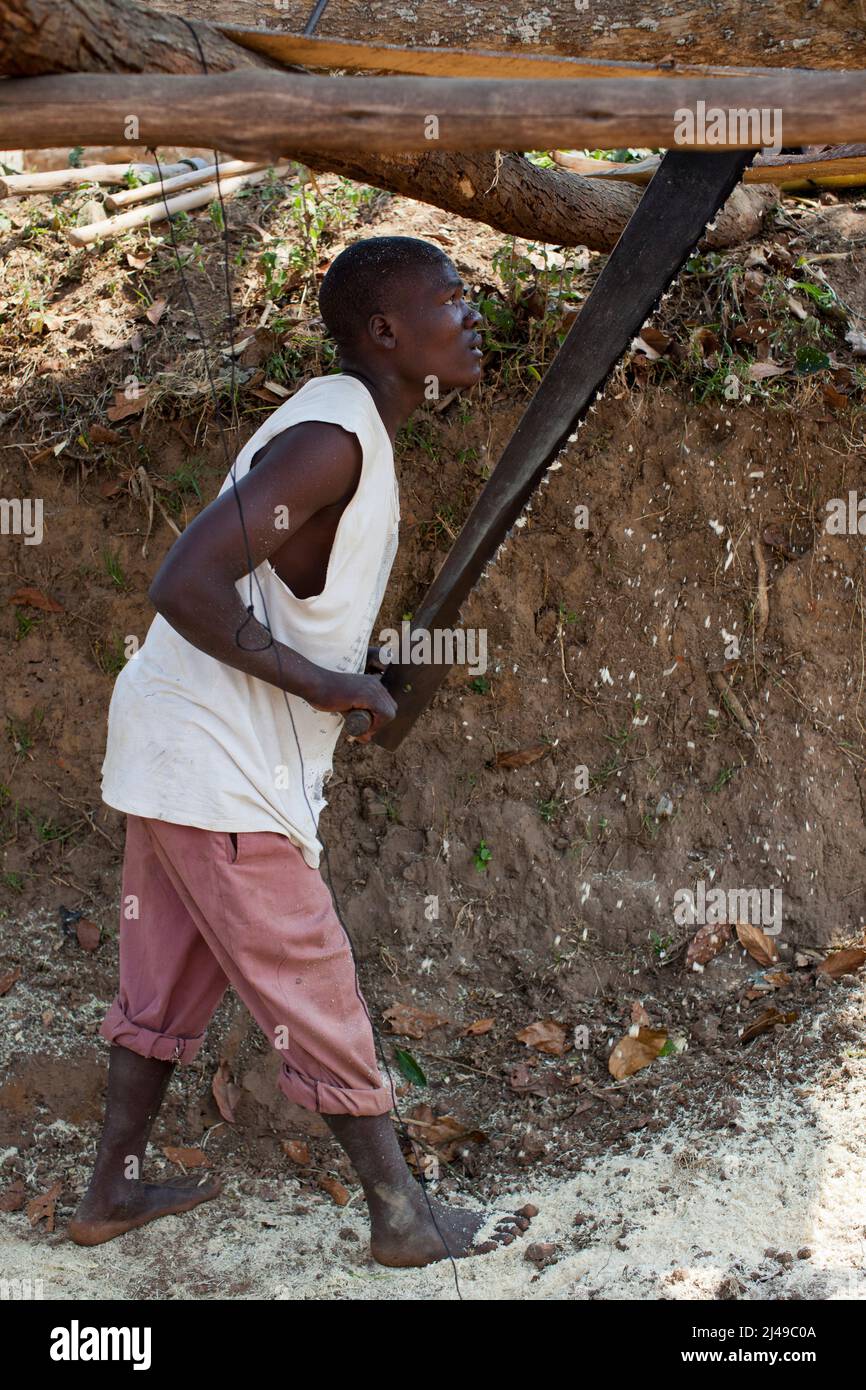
[100,373,399,869]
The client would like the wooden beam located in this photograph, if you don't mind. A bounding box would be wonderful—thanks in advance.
[143,0,866,72]
[555,144,866,190]
[2,70,865,156]
[215,28,783,82]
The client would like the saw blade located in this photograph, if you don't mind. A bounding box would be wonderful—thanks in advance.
[373,148,755,750]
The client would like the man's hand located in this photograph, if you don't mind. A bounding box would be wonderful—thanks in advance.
[365,644,391,674]
[308,670,397,741]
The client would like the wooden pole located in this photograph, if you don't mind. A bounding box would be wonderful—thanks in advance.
[1,70,865,156]
[554,145,866,190]
[0,158,206,197]
[104,158,266,209]
[66,163,289,245]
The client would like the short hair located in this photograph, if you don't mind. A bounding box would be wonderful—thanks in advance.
[318,236,450,353]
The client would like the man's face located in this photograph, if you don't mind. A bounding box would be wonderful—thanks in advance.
[384,258,485,392]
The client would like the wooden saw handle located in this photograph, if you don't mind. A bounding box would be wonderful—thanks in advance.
[344,709,373,737]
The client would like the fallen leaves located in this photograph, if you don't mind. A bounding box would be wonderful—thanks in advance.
[0,1180,26,1212]
[609,1026,669,1080]
[106,388,149,421]
[739,1007,798,1044]
[382,1001,450,1039]
[686,923,731,971]
[404,1104,487,1164]
[736,922,780,967]
[495,744,550,769]
[817,947,866,979]
[515,1019,570,1056]
[212,1060,242,1124]
[163,1145,208,1169]
[318,1176,350,1206]
[75,918,100,953]
[281,1139,310,1165]
[26,1179,63,1231]
[0,966,21,997]
[8,587,63,613]
[463,1017,494,1036]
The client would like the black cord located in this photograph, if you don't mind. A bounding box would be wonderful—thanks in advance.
[153,16,464,1298]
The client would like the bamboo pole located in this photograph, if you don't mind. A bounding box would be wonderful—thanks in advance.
[66,163,290,245]
[2,70,866,157]
[0,158,208,197]
[104,158,267,210]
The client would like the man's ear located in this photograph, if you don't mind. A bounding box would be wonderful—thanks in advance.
[367,312,397,350]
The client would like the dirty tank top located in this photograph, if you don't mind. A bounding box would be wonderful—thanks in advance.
[100,373,399,869]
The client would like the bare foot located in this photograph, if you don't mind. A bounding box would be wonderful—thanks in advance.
[371,1193,534,1269]
[68,1175,222,1246]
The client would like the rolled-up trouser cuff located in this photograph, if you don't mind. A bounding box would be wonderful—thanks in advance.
[100,998,206,1064]
[278,1062,394,1117]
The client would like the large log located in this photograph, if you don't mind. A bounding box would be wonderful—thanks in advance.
[0,0,775,252]
[3,70,865,154]
[0,0,278,74]
[148,0,866,71]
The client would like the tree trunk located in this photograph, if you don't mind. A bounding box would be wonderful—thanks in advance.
[0,0,278,74]
[146,0,865,71]
[0,0,776,253]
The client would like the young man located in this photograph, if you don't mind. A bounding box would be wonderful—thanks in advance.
[70,236,533,1267]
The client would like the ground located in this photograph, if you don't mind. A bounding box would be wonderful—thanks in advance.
[1,150,865,1299]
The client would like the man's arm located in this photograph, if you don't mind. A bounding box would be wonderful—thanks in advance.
[148,420,396,740]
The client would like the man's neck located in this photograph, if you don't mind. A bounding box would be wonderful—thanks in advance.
[337,362,425,445]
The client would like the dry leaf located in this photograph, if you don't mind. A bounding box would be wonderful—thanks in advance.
[163,1145,207,1168]
[740,1007,797,1043]
[686,922,731,971]
[89,423,124,445]
[382,1002,450,1039]
[630,1002,651,1027]
[507,1062,549,1097]
[0,967,21,997]
[106,389,148,421]
[319,1176,350,1206]
[463,1017,494,1036]
[0,1180,26,1212]
[26,1179,63,1231]
[212,1060,241,1124]
[515,1019,570,1056]
[735,922,780,967]
[76,918,100,952]
[145,298,167,326]
[495,744,550,769]
[126,252,152,270]
[816,947,866,980]
[8,587,63,613]
[608,1026,668,1079]
[747,360,789,381]
[763,970,792,990]
[281,1140,310,1165]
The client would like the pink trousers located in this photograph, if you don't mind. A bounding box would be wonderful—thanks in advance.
[100,815,393,1117]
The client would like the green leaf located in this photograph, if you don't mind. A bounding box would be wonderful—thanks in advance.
[795,345,830,374]
[394,1047,426,1087]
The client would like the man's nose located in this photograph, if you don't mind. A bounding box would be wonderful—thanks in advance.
[465,300,484,329]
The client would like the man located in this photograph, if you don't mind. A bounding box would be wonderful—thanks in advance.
[70,236,532,1267]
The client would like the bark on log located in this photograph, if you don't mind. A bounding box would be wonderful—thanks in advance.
[4,70,865,153]
[0,0,278,75]
[146,0,866,71]
[0,0,776,253]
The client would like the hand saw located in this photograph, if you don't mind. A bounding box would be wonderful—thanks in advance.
[345,148,754,749]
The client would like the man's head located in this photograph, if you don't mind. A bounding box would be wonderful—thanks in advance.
[318,236,484,391]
